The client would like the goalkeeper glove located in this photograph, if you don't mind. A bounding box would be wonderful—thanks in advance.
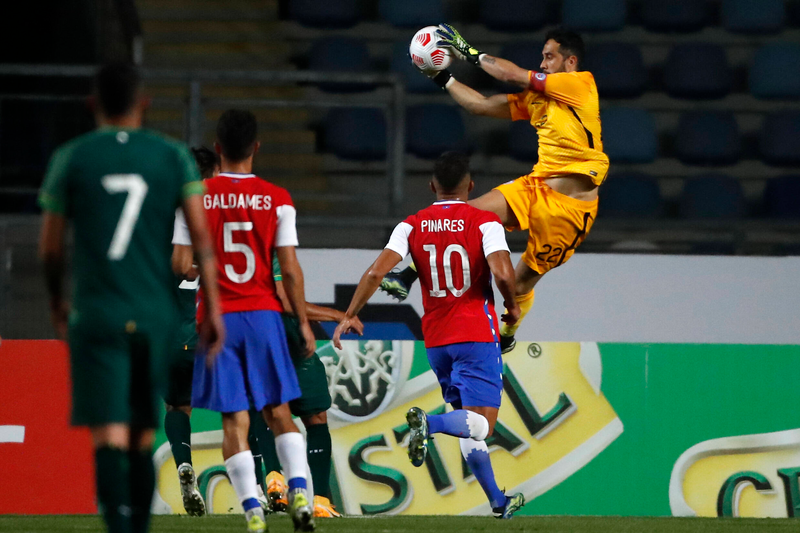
[436,23,482,66]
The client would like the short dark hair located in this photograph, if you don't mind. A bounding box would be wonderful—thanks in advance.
[433,151,470,192]
[94,63,141,117]
[544,28,585,69]
[191,146,219,179]
[216,109,258,162]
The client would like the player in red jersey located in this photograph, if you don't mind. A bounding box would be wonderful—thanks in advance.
[191,110,315,533]
[332,152,526,518]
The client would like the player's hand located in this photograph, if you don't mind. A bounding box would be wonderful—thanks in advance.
[347,315,365,336]
[501,301,521,325]
[332,315,362,350]
[300,321,316,359]
[200,312,225,367]
[49,299,70,340]
[436,23,481,65]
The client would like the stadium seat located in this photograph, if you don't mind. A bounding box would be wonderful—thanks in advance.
[308,37,372,93]
[599,173,663,219]
[640,0,708,32]
[324,108,387,161]
[663,44,732,99]
[601,108,658,164]
[750,43,800,99]
[406,104,465,159]
[500,41,542,71]
[480,0,549,32]
[679,175,746,219]
[760,112,800,166]
[763,176,800,219]
[390,43,439,94]
[584,43,647,98]
[289,0,361,29]
[507,121,539,162]
[674,112,741,166]
[379,0,444,28]
[722,0,785,34]
[562,0,626,32]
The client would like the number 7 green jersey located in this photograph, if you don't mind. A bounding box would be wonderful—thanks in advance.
[39,127,204,331]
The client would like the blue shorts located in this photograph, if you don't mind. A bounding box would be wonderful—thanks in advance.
[426,342,503,409]
[192,310,301,413]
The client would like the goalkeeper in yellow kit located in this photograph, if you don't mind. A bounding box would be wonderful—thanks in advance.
[382,27,609,353]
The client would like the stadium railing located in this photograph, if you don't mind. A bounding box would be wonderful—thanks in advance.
[0,64,408,218]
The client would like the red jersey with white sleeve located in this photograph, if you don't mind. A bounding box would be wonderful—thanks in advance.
[385,200,510,348]
[197,172,298,319]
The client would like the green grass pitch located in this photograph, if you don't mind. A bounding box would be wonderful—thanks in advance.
[0,515,798,533]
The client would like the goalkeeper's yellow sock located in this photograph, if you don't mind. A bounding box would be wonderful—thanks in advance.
[397,262,418,285]
[499,290,534,338]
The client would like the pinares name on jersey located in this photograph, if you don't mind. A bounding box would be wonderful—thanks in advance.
[204,192,273,210]
[421,218,465,232]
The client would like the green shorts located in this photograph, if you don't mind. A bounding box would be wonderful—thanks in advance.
[164,345,195,407]
[69,321,171,428]
[282,314,332,418]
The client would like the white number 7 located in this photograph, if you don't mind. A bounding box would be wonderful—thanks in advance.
[101,174,149,260]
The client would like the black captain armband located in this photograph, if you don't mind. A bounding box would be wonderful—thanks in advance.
[432,69,454,90]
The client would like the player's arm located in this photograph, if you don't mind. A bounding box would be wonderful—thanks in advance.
[38,212,69,340]
[276,246,316,358]
[38,146,72,340]
[332,248,402,349]
[481,219,520,324]
[171,245,197,280]
[444,80,512,119]
[275,278,363,331]
[487,251,520,325]
[478,55,531,88]
[171,207,196,280]
[182,194,224,359]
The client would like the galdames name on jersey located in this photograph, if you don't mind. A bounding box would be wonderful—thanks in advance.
[204,193,273,211]
[420,219,465,232]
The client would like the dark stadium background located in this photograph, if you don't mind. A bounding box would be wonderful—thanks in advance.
[1,0,799,337]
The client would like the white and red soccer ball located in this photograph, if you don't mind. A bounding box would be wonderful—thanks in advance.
[409,26,453,72]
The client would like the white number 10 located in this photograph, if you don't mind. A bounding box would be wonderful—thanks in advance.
[102,174,148,260]
[423,243,471,298]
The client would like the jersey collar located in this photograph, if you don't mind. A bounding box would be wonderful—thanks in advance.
[218,172,256,179]
[432,200,465,205]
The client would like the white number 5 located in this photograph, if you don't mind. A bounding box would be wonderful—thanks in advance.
[102,174,148,260]
[223,222,255,283]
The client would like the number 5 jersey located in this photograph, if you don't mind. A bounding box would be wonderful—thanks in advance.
[177,172,298,321]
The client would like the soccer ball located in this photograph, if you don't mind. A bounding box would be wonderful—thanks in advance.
[409,26,453,72]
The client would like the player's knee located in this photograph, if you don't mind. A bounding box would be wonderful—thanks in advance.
[302,411,327,427]
[466,411,490,441]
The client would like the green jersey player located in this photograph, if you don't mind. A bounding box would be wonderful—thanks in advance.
[258,253,357,518]
[163,146,219,517]
[38,63,224,533]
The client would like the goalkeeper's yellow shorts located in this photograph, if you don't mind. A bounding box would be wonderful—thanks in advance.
[495,174,598,275]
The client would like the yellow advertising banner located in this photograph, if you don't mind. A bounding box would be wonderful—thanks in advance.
[152,340,622,515]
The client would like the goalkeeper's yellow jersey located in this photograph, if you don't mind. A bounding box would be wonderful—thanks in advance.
[507,70,609,186]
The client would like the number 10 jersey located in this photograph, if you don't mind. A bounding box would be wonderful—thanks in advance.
[385,200,510,348]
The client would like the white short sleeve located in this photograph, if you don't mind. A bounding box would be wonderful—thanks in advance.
[385,221,413,258]
[275,205,299,247]
[172,208,191,246]
[480,221,510,257]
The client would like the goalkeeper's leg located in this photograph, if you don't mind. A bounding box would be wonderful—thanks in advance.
[498,263,541,354]
[379,263,418,301]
